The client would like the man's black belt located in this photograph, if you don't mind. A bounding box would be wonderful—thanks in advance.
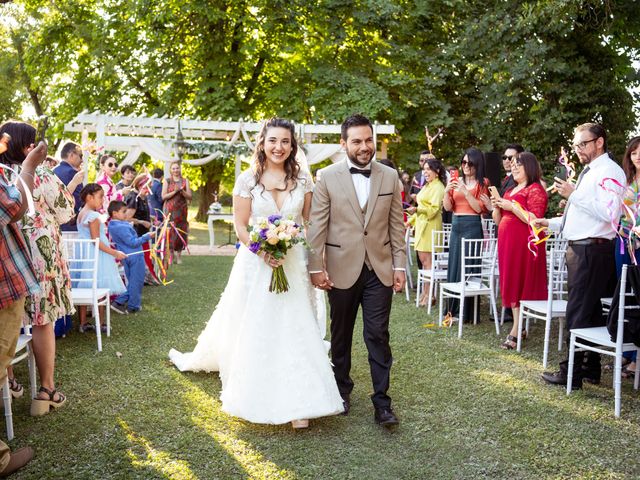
[568,238,614,246]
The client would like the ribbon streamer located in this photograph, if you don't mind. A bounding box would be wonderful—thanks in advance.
[599,177,637,263]
[510,200,550,257]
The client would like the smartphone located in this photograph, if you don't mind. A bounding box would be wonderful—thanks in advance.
[450,169,459,182]
[35,116,48,144]
[554,164,567,182]
[488,185,500,200]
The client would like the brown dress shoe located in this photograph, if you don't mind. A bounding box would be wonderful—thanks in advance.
[0,447,34,477]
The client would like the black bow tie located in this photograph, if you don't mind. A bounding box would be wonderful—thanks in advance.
[349,167,371,178]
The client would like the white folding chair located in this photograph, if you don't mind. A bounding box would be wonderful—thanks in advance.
[415,229,450,314]
[517,244,569,368]
[442,223,452,232]
[438,238,500,338]
[63,237,111,352]
[567,264,640,417]
[3,328,36,441]
[481,217,496,239]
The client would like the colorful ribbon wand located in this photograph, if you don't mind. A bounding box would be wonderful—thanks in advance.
[511,200,551,257]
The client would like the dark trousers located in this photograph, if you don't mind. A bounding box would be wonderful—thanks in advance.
[559,242,617,379]
[327,265,394,409]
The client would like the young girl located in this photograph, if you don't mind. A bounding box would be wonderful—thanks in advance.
[76,183,127,332]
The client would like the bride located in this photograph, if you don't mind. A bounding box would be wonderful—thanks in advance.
[169,118,344,428]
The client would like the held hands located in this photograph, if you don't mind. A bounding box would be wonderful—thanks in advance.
[114,250,127,261]
[553,177,575,199]
[492,198,514,212]
[310,271,334,290]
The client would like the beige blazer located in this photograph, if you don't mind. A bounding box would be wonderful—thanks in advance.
[307,160,407,289]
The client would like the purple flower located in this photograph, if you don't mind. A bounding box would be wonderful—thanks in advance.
[259,228,268,240]
[268,214,282,224]
[248,242,261,254]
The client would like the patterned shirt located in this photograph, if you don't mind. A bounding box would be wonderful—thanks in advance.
[0,171,41,308]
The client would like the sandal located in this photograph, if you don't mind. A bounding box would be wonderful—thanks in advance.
[30,386,67,416]
[7,377,23,399]
[500,335,518,350]
[621,364,637,380]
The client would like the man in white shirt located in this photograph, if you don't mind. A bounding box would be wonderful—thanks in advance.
[536,123,624,389]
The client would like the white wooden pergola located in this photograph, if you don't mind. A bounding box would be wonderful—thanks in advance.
[64,112,395,178]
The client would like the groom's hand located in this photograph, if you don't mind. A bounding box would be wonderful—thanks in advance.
[393,270,406,293]
[311,271,333,290]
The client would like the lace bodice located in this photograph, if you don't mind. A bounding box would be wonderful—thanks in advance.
[233,169,314,223]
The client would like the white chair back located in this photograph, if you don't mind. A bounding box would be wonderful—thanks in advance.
[64,238,100,292]
[481,218,496,239]
[463,237,497,287]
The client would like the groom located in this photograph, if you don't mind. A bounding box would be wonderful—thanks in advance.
[307,114,406,427]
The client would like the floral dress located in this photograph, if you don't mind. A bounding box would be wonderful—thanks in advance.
[23,166,76,326]
[96,173,123,214]
[163,177,189,252]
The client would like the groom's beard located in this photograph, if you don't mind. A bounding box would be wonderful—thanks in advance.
[346,148,376,168]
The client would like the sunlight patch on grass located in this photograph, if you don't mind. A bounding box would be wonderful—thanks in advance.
[119,418,198,480]
[172,372,296,480]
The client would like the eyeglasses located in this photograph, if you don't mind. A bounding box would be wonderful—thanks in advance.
[502,154,515,161]
[460,160,475,167]
[107,162,118,168]
[572,138,598,151]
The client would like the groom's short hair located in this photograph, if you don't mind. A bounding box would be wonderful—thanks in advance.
[341,114,373,141]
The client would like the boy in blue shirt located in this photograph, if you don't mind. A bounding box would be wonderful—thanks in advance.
[108,201,155,313]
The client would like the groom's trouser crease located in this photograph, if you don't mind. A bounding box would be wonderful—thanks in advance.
[328,265,393,409]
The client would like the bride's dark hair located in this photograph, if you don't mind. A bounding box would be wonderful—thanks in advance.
[252,118,300,192]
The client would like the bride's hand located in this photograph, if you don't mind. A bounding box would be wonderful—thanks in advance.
[260,251,283,268]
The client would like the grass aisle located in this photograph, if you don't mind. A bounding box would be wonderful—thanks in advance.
[7,256,640,479]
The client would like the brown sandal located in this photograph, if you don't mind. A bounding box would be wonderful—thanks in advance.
[7,377,23,399]
[30,386,66,416]
[500,335,518,350]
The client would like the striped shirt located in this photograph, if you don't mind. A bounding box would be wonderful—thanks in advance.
[0,172,40,309]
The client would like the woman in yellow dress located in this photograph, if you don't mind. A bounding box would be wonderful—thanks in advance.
[406,157,446,305]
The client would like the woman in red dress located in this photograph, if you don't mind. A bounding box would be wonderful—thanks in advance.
[491,152,548,349]
[162,161,192,264]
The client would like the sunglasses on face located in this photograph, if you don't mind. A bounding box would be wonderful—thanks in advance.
[460,159,475,167]
[502,154,515,161]
[107,162,118,168]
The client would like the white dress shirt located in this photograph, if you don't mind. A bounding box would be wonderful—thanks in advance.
[347,159,371,209]
[548,153,625,240]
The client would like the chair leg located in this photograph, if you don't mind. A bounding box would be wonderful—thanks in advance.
[567,335,576,395]
[416,274,422,308]
[500,306,505,326]
[614,352,622,418]
[28,344,37,399]
[95,302,102,352]
[490,292,500,335]
[543,312,552,370]
[438,290,444,327]
[106,298,111,337]
[558,318,564,351]
[3,375,14,441]
[473,296,478,325]
[426,276,434,314]
[517,309,524,352]
[458,295,464,339]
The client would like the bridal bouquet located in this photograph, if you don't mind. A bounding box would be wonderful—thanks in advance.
[247,214,307,293]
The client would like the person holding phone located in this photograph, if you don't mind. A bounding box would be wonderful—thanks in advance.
[491,153,548,350]
[442,148,492,323]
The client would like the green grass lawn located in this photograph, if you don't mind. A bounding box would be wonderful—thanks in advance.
[7,256,640,479]
[188,206,238,247]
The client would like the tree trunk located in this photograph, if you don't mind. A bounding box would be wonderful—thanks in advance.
[196,161,224,222]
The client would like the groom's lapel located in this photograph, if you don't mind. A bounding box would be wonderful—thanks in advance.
[364,161,382,227]
[336,162,365,226]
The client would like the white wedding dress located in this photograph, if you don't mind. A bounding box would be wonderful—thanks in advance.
[169,169,344,424]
